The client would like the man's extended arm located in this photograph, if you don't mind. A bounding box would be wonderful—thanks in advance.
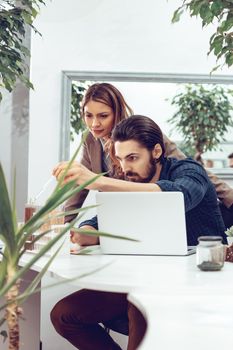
[163,134,233,208]
[156,160,209,212]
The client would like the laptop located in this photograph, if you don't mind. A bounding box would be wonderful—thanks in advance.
[96,192,195,256]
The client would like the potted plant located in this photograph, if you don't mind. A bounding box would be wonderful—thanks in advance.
[225,226,233,245]
[0,133,132,350]
[168,84,233,163]
[0,135,91,349]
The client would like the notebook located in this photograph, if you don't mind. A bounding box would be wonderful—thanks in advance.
[96,192,195,256]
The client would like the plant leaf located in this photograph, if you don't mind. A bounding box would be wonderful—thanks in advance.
[75,229,139,242]
[0,216,79,297]
[55,129,89,191]
[0,163,15,254]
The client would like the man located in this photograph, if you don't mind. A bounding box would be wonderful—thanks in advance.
[51,116,227,350]
[64,122,233,232]
[228,152,233,168]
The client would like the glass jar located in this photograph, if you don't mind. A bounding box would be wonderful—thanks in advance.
[24,201,38,251]
[24,202,38,223]
[196,236,225,271]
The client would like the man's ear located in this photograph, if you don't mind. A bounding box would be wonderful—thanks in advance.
[152,144,163,160]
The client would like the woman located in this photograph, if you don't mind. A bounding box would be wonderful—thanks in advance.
[64,83,133,244]
[65,83,133,221]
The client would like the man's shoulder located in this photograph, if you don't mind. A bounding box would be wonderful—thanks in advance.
[166,157,205,172]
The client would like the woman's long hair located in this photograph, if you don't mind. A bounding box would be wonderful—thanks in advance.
[82,83,133,177]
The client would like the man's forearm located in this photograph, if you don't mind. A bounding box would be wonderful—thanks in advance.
[94,175,162,192]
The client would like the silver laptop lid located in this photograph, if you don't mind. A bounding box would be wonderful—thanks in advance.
[96,192,189,255]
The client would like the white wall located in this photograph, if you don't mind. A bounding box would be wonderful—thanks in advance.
[0,90,12,189]
[28,0,231,200]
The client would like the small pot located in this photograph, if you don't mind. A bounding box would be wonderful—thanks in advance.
[227,236,233,245]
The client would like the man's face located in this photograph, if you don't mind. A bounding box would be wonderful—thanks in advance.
[114,140,158,183]
[229,158,233,168]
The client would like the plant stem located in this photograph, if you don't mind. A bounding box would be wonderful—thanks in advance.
[5,268,21,350]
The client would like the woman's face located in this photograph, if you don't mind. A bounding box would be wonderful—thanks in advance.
[84,100,115,139]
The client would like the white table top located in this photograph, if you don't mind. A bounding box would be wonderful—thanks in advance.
[129,291,233,350]
[21,247,233,350]
[22,247,233,294]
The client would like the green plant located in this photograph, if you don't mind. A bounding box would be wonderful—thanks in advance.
[0,0,45,102]
[70,81,93,141]
[168,84,233,162]
[225,225,233,237]
[0,132,133,350]
[172,0,233,70]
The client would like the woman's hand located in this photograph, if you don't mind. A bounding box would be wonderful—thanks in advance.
[70,226,99,246]
[52,161,99,189]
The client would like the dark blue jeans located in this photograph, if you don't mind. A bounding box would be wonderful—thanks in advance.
[50,289,147,350]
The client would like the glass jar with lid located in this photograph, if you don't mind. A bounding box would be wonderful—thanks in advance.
[196,236,225,271]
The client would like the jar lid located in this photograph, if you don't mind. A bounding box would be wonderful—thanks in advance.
[198,235,222,242]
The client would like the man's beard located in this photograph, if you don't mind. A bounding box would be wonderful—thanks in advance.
[124,156,157,183]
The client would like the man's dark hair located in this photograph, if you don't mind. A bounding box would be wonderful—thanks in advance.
[228,152,233,159]
[112,115,165,162]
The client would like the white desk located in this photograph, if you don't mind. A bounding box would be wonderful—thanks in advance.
[20,248,233,350]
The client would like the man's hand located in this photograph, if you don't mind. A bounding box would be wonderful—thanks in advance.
[70,225,99,246]
[52,161,98,189]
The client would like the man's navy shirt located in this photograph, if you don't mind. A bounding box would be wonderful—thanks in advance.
[156,158,226,245]
[80,158,227,246]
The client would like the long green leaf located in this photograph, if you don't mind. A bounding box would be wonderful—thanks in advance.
[12,167,17,233]
[0,257,7,290]
[75,229,139,242]
[17,173,103,251]
[55,129,89,191]
[18,229,54,260]
[18,197,99,255]
[43,204,99,221]
[17,173,100,238]
[18,202,97,257]
[0,163,15,254]
[17,180,77,239]
[0,216,79,297]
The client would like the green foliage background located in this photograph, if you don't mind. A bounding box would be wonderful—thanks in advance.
[173,0,233,70]
[70,81,94,141]
[168,84,233,159]
[0,0,45,102]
